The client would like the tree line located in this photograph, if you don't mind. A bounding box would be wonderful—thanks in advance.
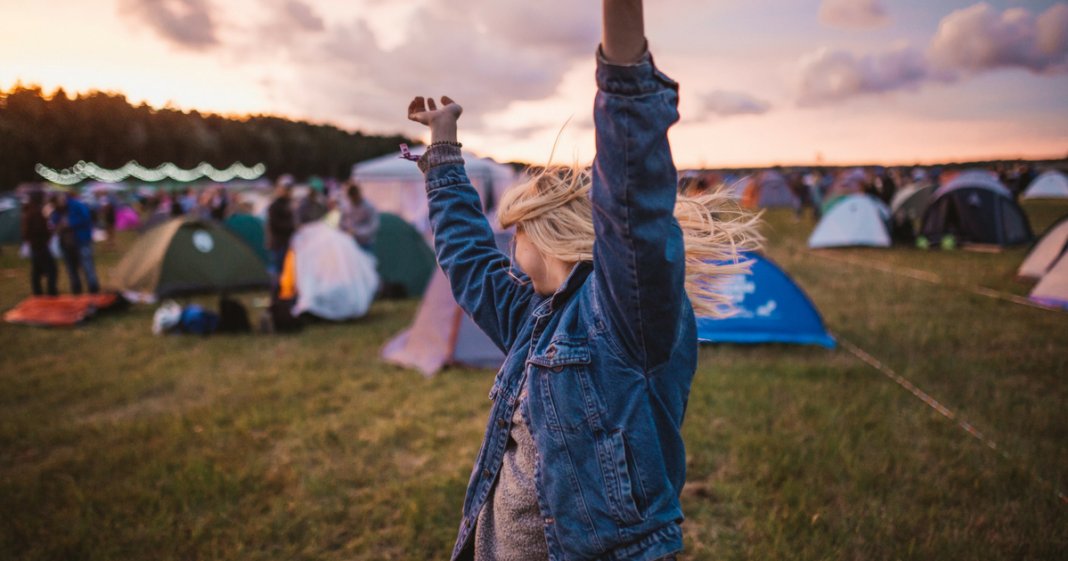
[0,85,414,190]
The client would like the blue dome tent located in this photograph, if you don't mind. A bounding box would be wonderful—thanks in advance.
[696,253,835,348]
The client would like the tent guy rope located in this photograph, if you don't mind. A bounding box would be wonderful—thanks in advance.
[839,337,1067,505]
[810,251,1059,312]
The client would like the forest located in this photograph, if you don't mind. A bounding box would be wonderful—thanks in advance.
[0,86,413,190]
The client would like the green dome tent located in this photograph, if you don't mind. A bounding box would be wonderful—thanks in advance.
[0,197,21,246]
[224,212,269,264]
[372,212,436,298]
[112,217,270,299]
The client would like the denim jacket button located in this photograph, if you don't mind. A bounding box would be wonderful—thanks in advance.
[546,346,557,358]
[544,517,555,525]
[551,366,563,373]
[497,418,507,428]
[482,469,491,479]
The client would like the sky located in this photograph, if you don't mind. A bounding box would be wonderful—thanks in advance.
[1,0,1066,168]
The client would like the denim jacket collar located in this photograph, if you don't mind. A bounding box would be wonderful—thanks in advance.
[534,261,593,318]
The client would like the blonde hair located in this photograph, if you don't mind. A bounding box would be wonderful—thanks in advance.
[498,167,762,318]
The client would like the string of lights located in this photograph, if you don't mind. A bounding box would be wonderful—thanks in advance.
[34,161,267,185]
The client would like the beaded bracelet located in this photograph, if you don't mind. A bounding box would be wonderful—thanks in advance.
[428,140,463,149]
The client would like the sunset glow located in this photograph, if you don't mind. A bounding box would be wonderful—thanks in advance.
[2,0,1066,168]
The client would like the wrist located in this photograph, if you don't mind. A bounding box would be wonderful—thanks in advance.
[417,143,464,174]
[429,118,458,144]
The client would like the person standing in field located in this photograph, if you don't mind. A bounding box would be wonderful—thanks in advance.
[405,1,760,559]
[21,190,58,296]
[50,191,99,295]
[266,179,296,279]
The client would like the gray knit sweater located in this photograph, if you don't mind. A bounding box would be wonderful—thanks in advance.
[474,392,549,561]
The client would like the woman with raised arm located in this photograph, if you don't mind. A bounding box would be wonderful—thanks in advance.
[407,1,760,559]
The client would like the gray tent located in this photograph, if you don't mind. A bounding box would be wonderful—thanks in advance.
[381,231,512,376]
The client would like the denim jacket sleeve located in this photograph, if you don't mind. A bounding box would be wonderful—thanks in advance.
[591,49,684,371]
[425,163,535,351]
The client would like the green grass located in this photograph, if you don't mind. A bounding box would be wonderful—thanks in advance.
[1,201,1066,560]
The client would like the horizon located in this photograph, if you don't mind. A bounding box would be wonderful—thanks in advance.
[2,1,1067,168]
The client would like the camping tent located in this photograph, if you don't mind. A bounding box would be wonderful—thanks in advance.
[696,253,835,347]
[353,148,518,233]
[235,190,272,218]
[115,206,141,231]
[0,197,20,245]
[718,175,750,200]
[920,170,1032,246]
[1018,217,1068,280]
[373,212,437,298]
[890,181,937,222]
[381,231,512,376]
[823,168,868,210]
[889,181,937,241]
[288,222,379,321]
[1022,170,1068,200]
[741,171,800,209]
[224,213,269,264]
[111,216,270,300]
[1029,251,1068,309]
[808,194,891,249]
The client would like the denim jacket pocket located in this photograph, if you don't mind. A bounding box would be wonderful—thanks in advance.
[598,428,646,529]
[528,338,591,369]
[530,338,601,435]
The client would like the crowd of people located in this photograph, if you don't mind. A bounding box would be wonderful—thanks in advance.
[20,189,100,296]
[18,176,381,299]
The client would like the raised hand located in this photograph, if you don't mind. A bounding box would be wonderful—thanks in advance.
[407,96,462,126]
[407,96,463,144]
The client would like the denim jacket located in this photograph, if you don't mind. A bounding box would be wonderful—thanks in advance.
[424,51,693,561]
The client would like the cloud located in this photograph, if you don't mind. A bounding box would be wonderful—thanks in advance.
[928,2,1068,75]
[819,0,889,29]
[700,90,771,117]
[279,0,600,132]
[282,0,324,32]
[119,0,219,49]
[798,45,929,105]
[478,2,598,57]
[799,2,1068,105]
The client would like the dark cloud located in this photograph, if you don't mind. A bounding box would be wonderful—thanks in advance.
[119,0,219,49]
[819,0,890,29]
[700,90,772,117]
[799,2,1068,105]
[282,0,325,32]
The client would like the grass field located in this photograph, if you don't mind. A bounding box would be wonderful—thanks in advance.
[1,200,1066,560]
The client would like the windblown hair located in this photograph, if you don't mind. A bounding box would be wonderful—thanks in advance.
[498,166,763,318]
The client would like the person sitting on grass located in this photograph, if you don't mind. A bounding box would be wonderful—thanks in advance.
[406,1,760,559]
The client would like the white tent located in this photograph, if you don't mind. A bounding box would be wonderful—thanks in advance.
[1018,218,1068,280]
[289,222,379,320]
[352,148,519,233]
[1023,170,1068,199]
[1030,250,1068,310]
[808,194,891,249]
